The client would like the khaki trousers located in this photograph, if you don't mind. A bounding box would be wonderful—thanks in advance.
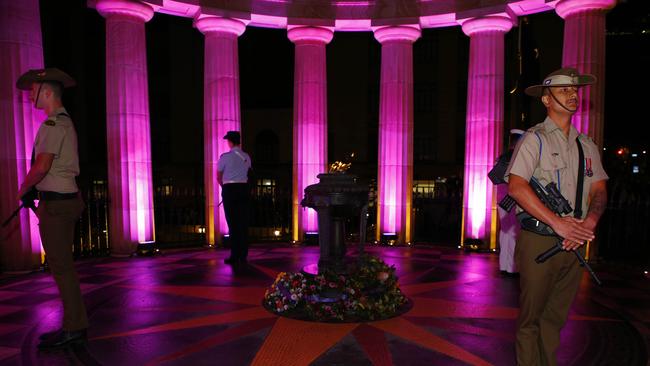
[515,230,584,366]
[37,196,88,331]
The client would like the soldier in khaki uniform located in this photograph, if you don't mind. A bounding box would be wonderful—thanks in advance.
[506,68,608,365]
[16,68,88,349]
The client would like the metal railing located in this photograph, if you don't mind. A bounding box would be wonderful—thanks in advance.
[73,181,109,258]
[69,176,648,265]
[598,178,650,266]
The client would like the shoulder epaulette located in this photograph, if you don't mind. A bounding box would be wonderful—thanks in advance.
[577,133,593,143]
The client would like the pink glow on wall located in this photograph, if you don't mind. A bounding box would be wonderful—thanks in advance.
[374,25,420,244]
[288,26,333,241]
[556,0,615,148]
[0,0,44,271]
[460,16,512,245]
[196,16,246,245]
[97,0,156,255]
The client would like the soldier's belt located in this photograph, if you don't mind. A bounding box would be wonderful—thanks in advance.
[38,191,78,201]
[516,212,555,236]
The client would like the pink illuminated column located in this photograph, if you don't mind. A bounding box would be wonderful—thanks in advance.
[460,15,513,248]
[97,0,155,255]
[0,0,44,271]
[195,16,246,245]
[556,0,616,148]
[373,25,421,245]
[288,26,333,242]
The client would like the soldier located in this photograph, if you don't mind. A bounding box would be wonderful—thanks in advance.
[15,68,88,349]
[217,131,252,265]
[507,68,608,365]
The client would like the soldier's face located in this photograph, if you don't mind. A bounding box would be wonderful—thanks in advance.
[543,86,579,113]
[29,83,46,109]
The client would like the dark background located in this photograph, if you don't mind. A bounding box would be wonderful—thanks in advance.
[36,0,650,261]
[39,0,649,179]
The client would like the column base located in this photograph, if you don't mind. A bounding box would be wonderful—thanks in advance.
[462,238,494,253]
[134,241,159,256]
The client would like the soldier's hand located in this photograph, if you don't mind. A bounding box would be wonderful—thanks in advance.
[552,216,594,248]
[561,239,586,251]
[16,185,29,202]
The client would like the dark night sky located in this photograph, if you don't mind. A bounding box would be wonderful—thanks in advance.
[38,0,649,188]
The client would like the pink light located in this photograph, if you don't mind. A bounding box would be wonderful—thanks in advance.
[555,0,617,18]
[0,0,45,271]
[196,16,247,244]
[289,26,333,240]
[461,16,512,244]
[334,19,371,31]
[98,0,156,255]
[556,0,615,148]
[374,25,420,244]
[419,14,458,28]
[249,14,287,28]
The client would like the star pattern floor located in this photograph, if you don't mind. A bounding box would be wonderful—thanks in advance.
[0,245,647,365]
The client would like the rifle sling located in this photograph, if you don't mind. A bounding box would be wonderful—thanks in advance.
[575,139,585,219]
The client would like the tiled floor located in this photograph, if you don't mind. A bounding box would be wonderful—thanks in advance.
[0,244,647,365]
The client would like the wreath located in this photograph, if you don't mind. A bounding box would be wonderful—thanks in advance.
[263,255,408,322]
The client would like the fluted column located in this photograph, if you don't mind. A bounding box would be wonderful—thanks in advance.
[373,25,420,245]
[97,0,155,256]
[460,15,513,249]
[0,0,44,271]
[195,16,246,246]
[288,26,333,242]
[557,0,616,148]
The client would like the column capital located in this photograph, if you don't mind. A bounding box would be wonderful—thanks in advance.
[555,0,616,19]
[96,0,153,22]
[460,15,514,37]
[287,26,334,45]
[373,25,420,44]
[194,16,246,36]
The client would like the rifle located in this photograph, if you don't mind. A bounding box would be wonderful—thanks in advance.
[487,147,602,285]
[1,188,38,228]
[501,178,602,286]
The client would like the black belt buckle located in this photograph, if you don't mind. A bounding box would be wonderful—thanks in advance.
[38,191,78,201]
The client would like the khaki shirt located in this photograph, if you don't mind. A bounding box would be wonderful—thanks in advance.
[506,117,608,218]
[34,107,79,193]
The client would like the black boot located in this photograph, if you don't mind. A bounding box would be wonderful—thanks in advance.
[224,257,238,265]
[37,329,87,349]
[38,329,62,341]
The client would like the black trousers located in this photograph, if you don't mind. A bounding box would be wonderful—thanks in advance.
[222,183,250,260]
[37,195,88,331]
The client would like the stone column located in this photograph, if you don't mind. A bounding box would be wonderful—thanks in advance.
[288,26,333,242]
[0,0,44,271]
[556,0,616,148]
[195,16,246,245]
[373,25,421,245]
[460,15,513,249]
[97,0,155,256]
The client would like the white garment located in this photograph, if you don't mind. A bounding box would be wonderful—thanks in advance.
[497,184,519,273]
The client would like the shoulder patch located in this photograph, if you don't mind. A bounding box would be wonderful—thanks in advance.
[44,120,56,126]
